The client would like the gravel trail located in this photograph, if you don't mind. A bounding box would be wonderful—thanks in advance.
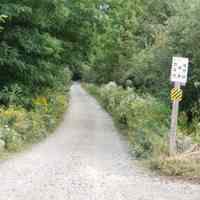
[0,83,199,200]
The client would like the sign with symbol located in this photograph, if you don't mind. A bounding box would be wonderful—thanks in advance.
[169,56,189,156]
[170,57,189,84]
[171,87,183,102]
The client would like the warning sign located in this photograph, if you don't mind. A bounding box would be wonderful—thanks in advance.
[171,87,183,102]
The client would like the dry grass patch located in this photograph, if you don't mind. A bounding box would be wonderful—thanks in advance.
[150,145,200,179]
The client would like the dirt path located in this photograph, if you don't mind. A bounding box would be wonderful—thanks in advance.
[0,83,199,200]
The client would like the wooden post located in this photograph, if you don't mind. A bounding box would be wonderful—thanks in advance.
[169,82,181,156]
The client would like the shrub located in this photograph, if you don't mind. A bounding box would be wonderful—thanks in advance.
[0,85,70,152]
[4,128,23,152]
[24,111,46,143]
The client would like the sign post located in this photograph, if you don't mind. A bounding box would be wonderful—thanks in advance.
[169,57,189,155]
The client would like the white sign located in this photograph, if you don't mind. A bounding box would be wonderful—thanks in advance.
[170,57,189,84]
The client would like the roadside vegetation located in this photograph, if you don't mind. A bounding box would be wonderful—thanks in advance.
[0,0,73,154]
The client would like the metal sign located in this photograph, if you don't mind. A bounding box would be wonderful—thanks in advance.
[170,57,189,84]
[171,87,183,102]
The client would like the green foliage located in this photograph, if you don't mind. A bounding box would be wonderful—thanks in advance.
[4,128,23,152]
[85,83,170,158]
[0,85,70,152]
[0,0,72,99]
[76,0,200,138]
[0,0,73,154]
[80,0,175,85]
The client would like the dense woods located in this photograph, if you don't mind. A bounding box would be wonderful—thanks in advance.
[76,0,200,137]
[0,0,71,101]
[80,1,200,120]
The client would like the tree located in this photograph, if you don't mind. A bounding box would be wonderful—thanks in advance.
[0,0,71,103]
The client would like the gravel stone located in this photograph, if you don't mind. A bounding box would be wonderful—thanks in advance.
[0,83,199,200]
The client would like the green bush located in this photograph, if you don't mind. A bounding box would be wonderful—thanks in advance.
[4,128,23,152]
[0,85,70,152]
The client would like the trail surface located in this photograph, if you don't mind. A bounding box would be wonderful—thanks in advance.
[0,83,199,200]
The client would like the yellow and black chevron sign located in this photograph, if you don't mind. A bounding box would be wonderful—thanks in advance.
[171,88,183,101]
